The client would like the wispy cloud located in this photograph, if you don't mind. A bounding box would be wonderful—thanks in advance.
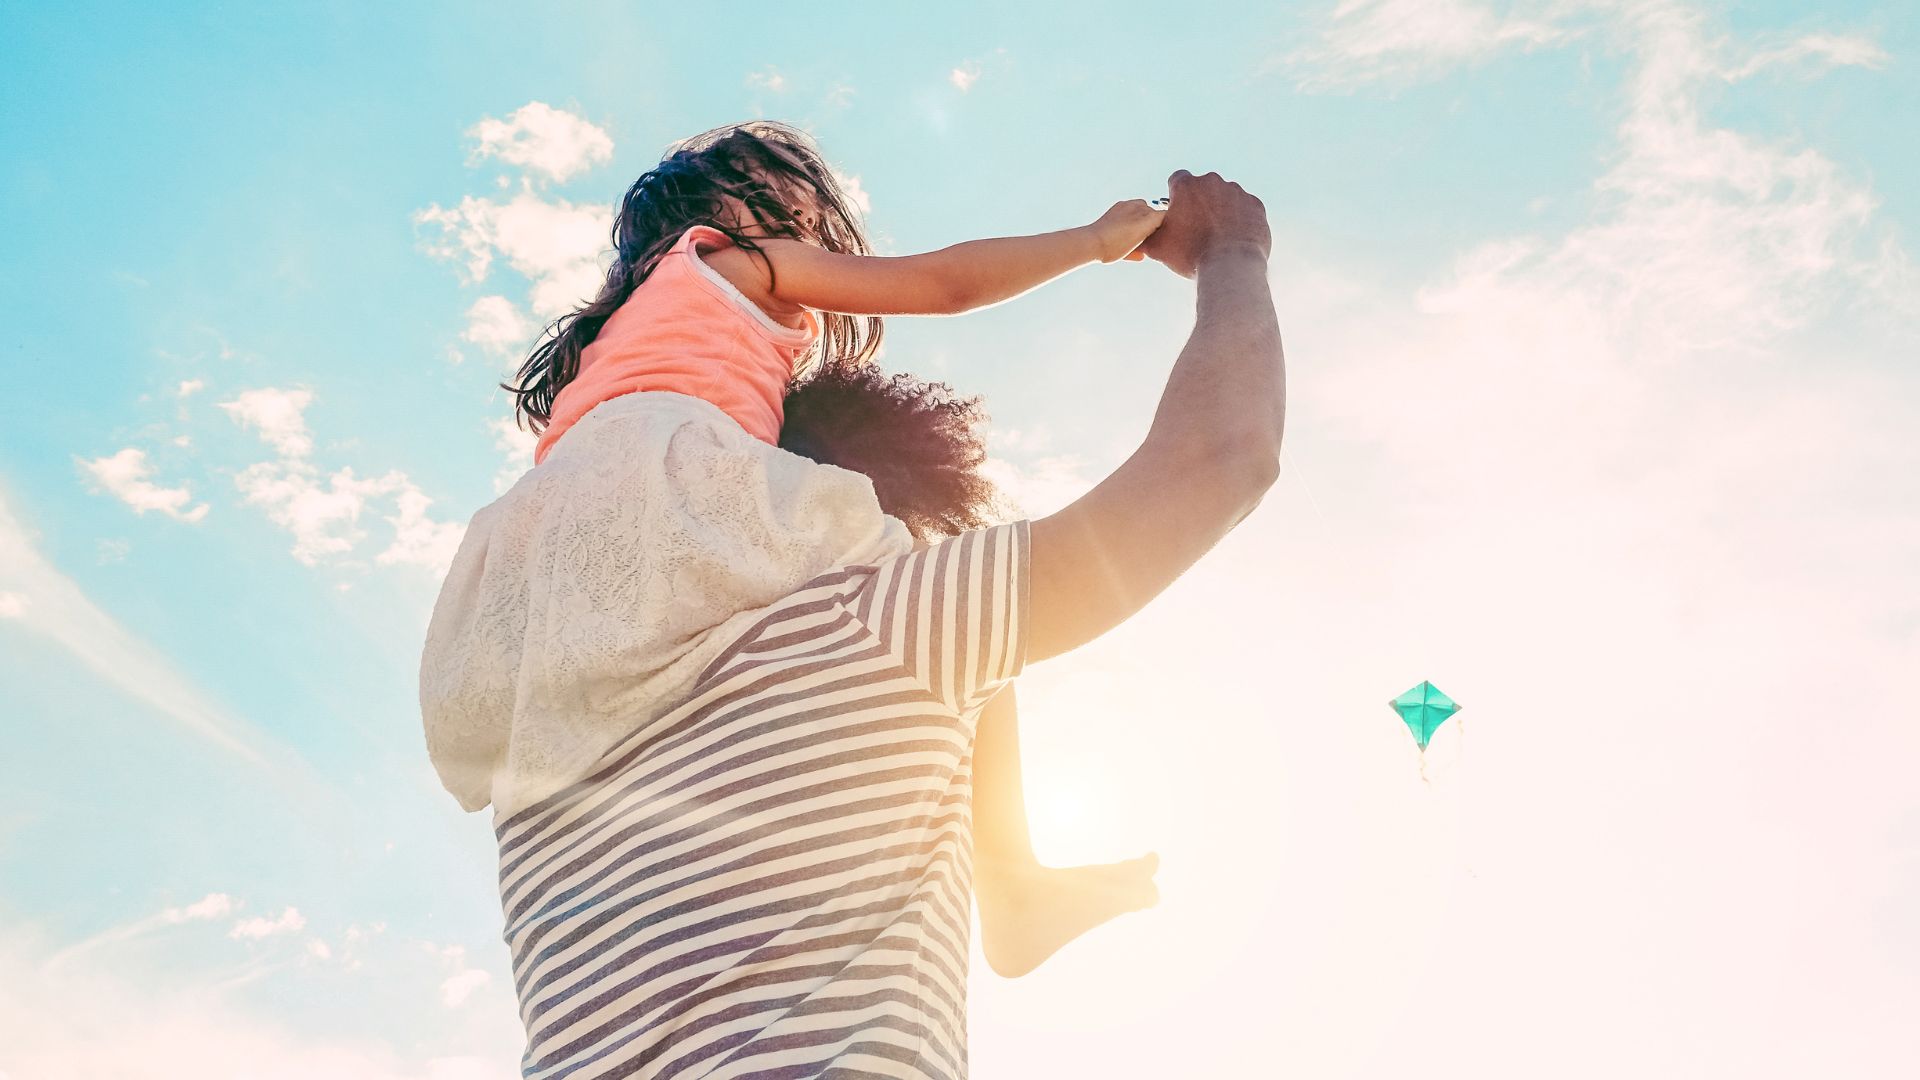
[419,102,623,492]
[1277,0,1582,91]
[745,66,787,94]
[377,488,467,572]
[229,459,410,565]
[949,47,1010,94]
[416,190,611,320]
[218,387,315,458]
[487,415,536,495]
[465,101,612,185]
[3,928,519,1080]
[831,168,872,217]
[458,295,537,365]
[0,486,262,762]
[76,448,210,523]
[218,387,464,573]
[980,425,1093,520]
[44,893,236,970]
[425,943,492,1009]
[1408,4,1909,355]
[229,906,305,941]
[1719,31,1888,81]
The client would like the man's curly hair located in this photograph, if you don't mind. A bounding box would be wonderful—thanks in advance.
[779,361,1005,542]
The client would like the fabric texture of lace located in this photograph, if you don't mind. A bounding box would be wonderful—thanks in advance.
[418,391,914,817]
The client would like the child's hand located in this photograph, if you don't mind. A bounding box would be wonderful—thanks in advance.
[1089,199,1168,263]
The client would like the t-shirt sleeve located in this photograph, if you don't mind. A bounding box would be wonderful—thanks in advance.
[848,519,1030,716]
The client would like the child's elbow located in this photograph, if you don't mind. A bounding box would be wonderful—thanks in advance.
[935,278,977,317]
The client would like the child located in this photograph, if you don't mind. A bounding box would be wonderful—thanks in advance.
[502,120,1161,978]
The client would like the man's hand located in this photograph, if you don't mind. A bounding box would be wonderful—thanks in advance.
[1139,170,1271,278]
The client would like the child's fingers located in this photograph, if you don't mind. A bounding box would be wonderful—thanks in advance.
[1123,248,1146,261]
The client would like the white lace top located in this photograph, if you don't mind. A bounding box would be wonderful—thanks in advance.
[418,391,915,817]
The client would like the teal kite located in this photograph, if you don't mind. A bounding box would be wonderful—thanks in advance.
[1390,681,1459,750]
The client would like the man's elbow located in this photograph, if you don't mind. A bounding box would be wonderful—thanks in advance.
[1144,427,1281,499]
[1217,431,1282,501]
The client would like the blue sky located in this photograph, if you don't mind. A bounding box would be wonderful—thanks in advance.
[3,2,1917,1076]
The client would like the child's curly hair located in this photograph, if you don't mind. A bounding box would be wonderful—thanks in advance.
[779,361,1006,543]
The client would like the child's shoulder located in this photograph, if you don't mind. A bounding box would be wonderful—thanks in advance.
[687,230,815,333]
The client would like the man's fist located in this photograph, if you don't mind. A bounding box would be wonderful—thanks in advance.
[1138,170,1271,279]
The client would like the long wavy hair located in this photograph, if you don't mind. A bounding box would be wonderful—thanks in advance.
[501,119,1000,540]
[501,119,879,432]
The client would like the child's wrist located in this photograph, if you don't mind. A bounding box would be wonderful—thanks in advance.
[1076,223,1109,265]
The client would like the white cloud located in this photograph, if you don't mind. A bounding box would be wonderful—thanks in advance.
[376,487,466,574]
[415,190,612,319]
[229,907,305,941]
[217,387,315,458]
[44,893,238,970]
[465,102,612,185]
[0,590,27,619]
[487,415,537,496]
[95,538,132,564]
[745,66,787,93]
[831,167,872,217]
[0,931,520,1080]
[76,448,210,523]
[0,488,262,762]
[231,460,410,566]
[1408,9,1909,357]
[1720,32,1888,81]
[980,450,1091,520]
[439,968,490,1009]
[170,894,236,923]
[177,379,205,398]
[948,47,1009,94]
[459,295,536,361]
[424,943,492,1009]
[219,387,464,572]
[824,81,855,109]
[1279,0,1580,90]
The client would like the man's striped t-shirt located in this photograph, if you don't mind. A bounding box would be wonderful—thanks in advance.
[493,519,1030,1079]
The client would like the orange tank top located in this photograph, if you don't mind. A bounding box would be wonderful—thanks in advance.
[534,224,821,466]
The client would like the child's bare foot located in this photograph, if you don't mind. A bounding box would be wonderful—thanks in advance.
[975,852,1160,978]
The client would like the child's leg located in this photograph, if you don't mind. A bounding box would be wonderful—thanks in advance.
[972,683,1159,979]
[972,681,1039,868]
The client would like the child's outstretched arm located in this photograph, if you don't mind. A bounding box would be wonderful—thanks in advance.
[972,683,1159,979]
[744,201,1166,317]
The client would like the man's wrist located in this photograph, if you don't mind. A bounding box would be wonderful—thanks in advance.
[1194,241,1269,274]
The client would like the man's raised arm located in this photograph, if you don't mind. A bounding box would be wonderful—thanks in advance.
[1026,170,1284,662]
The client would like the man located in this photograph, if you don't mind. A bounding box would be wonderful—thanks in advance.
[481,169,1280,1078]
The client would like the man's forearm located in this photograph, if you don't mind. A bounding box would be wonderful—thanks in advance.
[1144,247,1285,470]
